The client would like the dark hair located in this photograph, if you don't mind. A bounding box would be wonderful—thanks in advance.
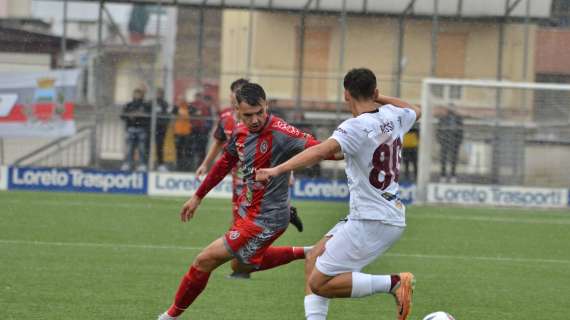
[236,83,266,107]
[343,68,377,101]
[230,78,250,93]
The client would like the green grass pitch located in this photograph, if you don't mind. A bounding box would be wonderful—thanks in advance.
[1,190,570,319]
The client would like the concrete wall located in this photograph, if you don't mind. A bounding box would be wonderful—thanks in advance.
[0,52,50,72]
[525,144,570,188]
[0,0,31,18]
[221,11,537,107]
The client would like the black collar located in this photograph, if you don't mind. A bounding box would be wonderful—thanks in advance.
[363,108,380,114]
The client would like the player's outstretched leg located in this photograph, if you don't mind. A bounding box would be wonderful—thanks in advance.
[158,266,211,319]
[304,237,330,320]
[227,246,311,279]
[308,271,415,320]
[158,237,233,320]
[289,206,304,232]
[253,246,310,272]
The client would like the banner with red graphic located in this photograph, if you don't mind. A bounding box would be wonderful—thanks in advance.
[0,69,80,137]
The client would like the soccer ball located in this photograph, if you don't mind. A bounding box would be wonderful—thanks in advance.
[423,311,455,320]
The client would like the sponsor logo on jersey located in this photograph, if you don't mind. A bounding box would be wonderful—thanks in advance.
[335,127,348,135]
[380,120,394,134]
[273,120,300,136]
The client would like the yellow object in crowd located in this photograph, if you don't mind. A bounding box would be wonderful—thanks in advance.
[174,102,192,135]
[403,131,419,149]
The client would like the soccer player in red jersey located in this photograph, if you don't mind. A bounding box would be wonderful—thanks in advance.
[195,79,305,281]
[157,83,327,320]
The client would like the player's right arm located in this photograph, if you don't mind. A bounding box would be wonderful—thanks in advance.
[256,138,342,182]
[195,138,225,180]
[180,151,238,222]
[375,94,421,120]
[181,130,239,222]
[196,118,230,180]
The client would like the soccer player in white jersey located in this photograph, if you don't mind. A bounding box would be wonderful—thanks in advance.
[256,68,421,320]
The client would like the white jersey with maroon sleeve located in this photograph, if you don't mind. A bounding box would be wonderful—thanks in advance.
[330,104,417,226]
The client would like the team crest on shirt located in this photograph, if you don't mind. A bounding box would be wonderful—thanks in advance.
[229,231,240,240]
[260,141,269,153]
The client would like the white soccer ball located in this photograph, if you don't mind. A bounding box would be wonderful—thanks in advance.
[423,311,455,320]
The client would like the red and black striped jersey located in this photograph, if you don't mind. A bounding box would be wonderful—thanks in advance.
[196,115,319,229]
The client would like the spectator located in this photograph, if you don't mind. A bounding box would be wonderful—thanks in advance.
[154,88,171,172]
[120,88,151,171]
[437,108,464,183]
[189,93,214,171]
[172,96,193,171]
[402,124,419,182]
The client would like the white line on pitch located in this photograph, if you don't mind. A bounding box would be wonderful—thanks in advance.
[386,252,570,265]
[4,198,570,226]
[1,239,569,265]
[0,239,202,251]
[1,198,177,209]
[411,214,570,225]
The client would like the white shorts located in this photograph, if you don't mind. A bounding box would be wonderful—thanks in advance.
[315,218,405,276]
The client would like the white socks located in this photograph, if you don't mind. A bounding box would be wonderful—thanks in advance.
[304,294,330,320]
[304,273,391,319]
[350,272,391,298]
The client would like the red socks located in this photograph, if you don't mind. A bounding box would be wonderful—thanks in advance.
[167,266,211,317]
[254,246,305,272]
[166,247,304,316]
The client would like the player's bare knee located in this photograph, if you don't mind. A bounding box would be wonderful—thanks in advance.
[308,275,326,297]
[309,282,333,298]
[193,251,217,271]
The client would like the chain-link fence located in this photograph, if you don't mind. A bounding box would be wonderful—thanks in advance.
[416,79,570,201]
[3,2,566,186]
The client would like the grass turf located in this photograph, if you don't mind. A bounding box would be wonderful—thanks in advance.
[1,190,570,319]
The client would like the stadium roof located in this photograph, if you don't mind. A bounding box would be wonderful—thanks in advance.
[48,0,553,19]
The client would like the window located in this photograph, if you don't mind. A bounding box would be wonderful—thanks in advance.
[449,85,462,100]
[432,84,462,101]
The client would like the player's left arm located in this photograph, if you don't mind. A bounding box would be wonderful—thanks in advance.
[256,138,341,182]
[375,94,421,121]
